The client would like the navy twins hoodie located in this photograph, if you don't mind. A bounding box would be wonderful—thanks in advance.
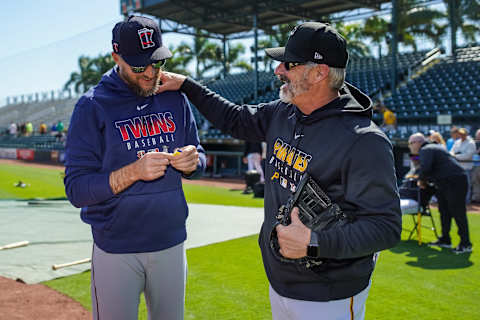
[64,67,206,253]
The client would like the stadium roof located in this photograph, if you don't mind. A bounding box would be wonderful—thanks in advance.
[122,0,390,37]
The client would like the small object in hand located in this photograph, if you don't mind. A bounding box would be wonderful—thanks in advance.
[173,149,182,156]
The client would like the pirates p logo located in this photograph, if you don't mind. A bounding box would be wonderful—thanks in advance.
[138,28,155,49]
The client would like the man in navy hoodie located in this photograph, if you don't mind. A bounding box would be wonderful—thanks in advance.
[64,16,206,320]
[157,22,401,319]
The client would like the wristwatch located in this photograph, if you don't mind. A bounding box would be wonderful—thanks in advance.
[307,230,320,258]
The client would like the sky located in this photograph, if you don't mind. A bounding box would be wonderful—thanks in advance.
[0,0,199,107]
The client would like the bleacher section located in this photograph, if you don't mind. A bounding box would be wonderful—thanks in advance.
[383,46,480,140]
[1,48,478,150]
[346,51,431,96]
[0,98,77,131]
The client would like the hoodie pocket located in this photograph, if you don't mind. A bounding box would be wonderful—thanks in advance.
[104,190,188,236]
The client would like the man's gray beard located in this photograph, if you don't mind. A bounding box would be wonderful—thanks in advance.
[122,69,160,97]
[278,71,310,104]
[279,87,292,103]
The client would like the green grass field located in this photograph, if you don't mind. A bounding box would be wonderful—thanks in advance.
[0,162,264,207]
[2,162,479,319]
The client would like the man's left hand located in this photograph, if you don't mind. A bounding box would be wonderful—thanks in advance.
[275,207,310,259]
[168,145,199,175]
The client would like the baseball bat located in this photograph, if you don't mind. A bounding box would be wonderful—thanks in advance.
[52,258,91,270]
[0,240,29,250]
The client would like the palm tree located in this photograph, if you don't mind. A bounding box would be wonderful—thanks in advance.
[222,43,252,74]
[362,1,446,54]
[395,0,446,51]
[446,0,480,48]
[177,29,221,79]
[334,22,371,57]
[64,53,115,93]
[255,22,299,71]
[163,45,192,76]
[363,16,389,57]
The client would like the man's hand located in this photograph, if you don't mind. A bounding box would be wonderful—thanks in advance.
[156,71,187,94]
[167,145,199,175]
[109,152,170,195]
[134,152,171,181]
[275,207,311,259]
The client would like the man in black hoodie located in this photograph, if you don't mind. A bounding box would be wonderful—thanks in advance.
[158,22,401,320]
[408,133,472,254]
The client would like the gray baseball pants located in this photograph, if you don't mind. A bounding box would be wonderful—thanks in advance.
[91,242,186,320]
[269,281,371,320]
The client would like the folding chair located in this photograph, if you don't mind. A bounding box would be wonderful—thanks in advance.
[400,179,439,245]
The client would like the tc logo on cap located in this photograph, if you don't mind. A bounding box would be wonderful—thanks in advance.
[138,28,155,49]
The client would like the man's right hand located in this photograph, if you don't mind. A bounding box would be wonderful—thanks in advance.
[156,71,187,94]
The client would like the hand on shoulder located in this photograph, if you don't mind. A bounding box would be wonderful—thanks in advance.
[156,71,187,94]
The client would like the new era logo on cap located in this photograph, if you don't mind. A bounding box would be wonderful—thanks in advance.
[314,52,323,60]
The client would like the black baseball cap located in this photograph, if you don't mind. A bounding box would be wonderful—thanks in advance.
[265,22,348,68]
[112,15,172,67]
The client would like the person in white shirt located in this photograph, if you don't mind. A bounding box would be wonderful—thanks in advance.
[450,128,477,203]
[9,122,17,136]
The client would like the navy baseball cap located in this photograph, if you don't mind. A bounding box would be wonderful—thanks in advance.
[265,22,348,68]
[112,15,172,67]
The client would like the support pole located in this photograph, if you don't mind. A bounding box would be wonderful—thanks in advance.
[223,35,227,78]
[390,0,399,94]
[449,0,457,56]
[253,13,259,102]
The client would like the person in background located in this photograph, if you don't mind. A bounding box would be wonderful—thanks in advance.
[243,141,265,183]
[429,130,446,149]
[471,129,480,204]
[50,122,58,136]
[450,128,476,203]
[25,122,33,137]
[446,126,459,151]
[56,120,64,133]
[39,123,48,135]
[9,122,17,136]
[376,101,396,132]
[64,15,205,320]
[408,133,472,254]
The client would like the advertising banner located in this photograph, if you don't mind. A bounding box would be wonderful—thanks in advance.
[0,148,17,159]
[16,149,35,161]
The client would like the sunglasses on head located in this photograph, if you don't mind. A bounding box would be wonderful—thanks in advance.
[129,60,166,73]
[284,61,307,71]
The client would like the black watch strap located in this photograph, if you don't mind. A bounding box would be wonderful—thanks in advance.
[307,231,320,258]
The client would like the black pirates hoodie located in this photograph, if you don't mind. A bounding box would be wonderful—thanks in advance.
[181,77,401,301]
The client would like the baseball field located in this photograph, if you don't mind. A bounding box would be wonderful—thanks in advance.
[0,160,479,319]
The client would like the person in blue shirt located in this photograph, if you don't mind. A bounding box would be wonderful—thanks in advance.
[446,126,459,151]
[64,16,206,320]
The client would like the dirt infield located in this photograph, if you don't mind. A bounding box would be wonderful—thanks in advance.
[0,276,91,320]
